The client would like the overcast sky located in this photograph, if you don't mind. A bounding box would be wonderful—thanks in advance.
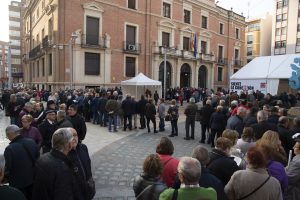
[0,0,274,42]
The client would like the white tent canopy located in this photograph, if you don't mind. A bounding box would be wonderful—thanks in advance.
[230,54,298,95]
[121,73,162,99]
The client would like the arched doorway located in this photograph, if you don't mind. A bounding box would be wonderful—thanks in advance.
[180,63,191,87]
[198,65,207,88]
[159,61,172,90]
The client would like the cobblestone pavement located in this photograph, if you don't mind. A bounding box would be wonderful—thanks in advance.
[91,121,210,199]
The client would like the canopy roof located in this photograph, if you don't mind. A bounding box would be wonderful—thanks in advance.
[121,73,161,86]
[230,54,298,80]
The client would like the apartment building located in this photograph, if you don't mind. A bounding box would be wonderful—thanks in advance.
[9,1,24,83]
[246,14,272,63]
[0,41,9,89]
[271,0,300,55]
[22,0,246,91]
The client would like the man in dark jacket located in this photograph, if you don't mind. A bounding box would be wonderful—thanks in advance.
[4,125,39,199]
[278,116,294,156]
[56,110,73,129]
[67,104,87,142]
[32,128,79,200]
[97,93,108,127]
[226,107,246,137]
[251,110,278,140]
[199,99,215,143]
[122,95,133,131]
[38,109,57,153]
[184,98,198,140]
[105,96,119,132]
[137,95,147,129]
[267,106,279,125]
[145,99,158,133]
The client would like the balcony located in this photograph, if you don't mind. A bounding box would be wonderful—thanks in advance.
[42,35,52,49]
[123,41,141,54]
[12,72,23,78]
[233,59,244,67]
[217,58,228,65]
[200,53,215,63]
[182,50,200,59]
[29,44,41,60]
[81,35,106,49]
[247,51,253,56]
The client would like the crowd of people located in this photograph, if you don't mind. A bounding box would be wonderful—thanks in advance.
[0,86,300,199]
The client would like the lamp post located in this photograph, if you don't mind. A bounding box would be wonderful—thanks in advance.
[163,46,176,98]
[69,32,78,90]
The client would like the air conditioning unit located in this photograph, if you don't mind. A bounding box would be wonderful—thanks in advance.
[128,44,136,51]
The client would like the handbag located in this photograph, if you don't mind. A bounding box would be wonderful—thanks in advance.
[86,177,96,200]
[165,114,171,121]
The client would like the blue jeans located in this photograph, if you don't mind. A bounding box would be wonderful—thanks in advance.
[93,110,99,124]
[108,115,117,131]
[98,111,108,126]
[159,117,165,131]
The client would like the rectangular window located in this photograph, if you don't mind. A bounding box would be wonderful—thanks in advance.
[42,58,45,76]
[247,47,253,56]
[85,53,100,75]
[281,27,287,35]
[235,28,240,39]
[219,23,224,34]
[201,16,208,29]
[128,0,136,9]
[201,41,207,54]
[162,32,170,47]
[48,19,53,40]
[247,35,253,44]
[183,37,190,50]
[282,13,287,21]
[218,67,223,82]
[184,9,191,24]
[37,60,39,77]
[275,41,281,49]
[86,17,100,45]
[218,45,224,59]
[276,14,282,22]
[125,57,136,77]
[126,25,136,45]
[281,40,286,48]
[276,28,281,36]
[234,49,239,59]
[283,0,288,7]
[163,2,171,18]
[49,54,52,75]
[277,1,282,9]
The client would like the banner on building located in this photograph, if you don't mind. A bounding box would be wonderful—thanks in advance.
[230,79,267,94]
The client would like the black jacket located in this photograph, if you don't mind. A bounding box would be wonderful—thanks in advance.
[133,174,167,200]
[122,98,133,116]
[67,114,87,142]
[4,135,39,189]
[184,103,198,119]
[97,97,108,113]
[277,125,295,156]
[56,119,73,129]
[210,111,227,131]
[226,115,244,136]
[32,149,79,200]
[208,149,240,186]
[145,103,156,118]
[137,99,148,114]
[38,120,57,152]
[200,104,215,125]
[251,121,278,140]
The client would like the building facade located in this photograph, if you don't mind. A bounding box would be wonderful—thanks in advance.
[22,0,246,91]
[0,41,9,89]
[9,1,24,84]
[271,0,300,55]
[246,14,272,63]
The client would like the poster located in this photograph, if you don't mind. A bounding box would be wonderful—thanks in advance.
[230,79,267,94]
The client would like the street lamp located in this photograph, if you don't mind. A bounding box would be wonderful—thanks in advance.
[162,46,176,98]
[69,32,78,90]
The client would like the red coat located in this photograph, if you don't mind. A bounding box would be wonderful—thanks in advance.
[158,154,179,187]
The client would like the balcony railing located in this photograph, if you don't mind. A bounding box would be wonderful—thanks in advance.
[200,53,215,62]
[81,34,106,48]
[217,58,228,65]
[42,35,52,49]
[123,41,141,54]
[233,59,243,67]
[29,44,41,59]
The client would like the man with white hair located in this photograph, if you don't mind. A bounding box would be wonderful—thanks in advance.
[0,153,27,199]
[159,157,217,199]
[32,128,78,200]
[251,110,278,140]
[226,107,246,137]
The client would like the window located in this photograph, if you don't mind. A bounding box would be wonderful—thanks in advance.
[162,32,170,47]
[201,41,207,54]
[247,35,253,44]
[37,34,40,44]
[42,58,45,76]
[49,54,52,75]
[184,9,191,24]
[125,57,136,77]
[218,45,224,59]
[163,2,171,18]
[282,13,287,21]
[276,28,281,36]
[201,16,208,29]
[183,37,190,51]
[235,28,240,39]
[217,67,223,81]
[276,14,282,22]
[219,23,224,34]
[234,49,239,59]
[37,60,39,77]
[126,25,136,47]
[275,41,281,48]
[283,0,288,7]
[48,19,53,40]
[277,1,282,9]
[297,38,300,46]
[247,47,253,56]
[281,40,286,48]
[86,17,100,45]
[42,29,45,39]
[128,0,136,9]
[85,53,100,75]
[281,27,287,35]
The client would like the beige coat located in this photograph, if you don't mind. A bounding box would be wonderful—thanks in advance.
[225,168,283,200]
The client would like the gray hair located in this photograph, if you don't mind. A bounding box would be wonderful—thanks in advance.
[192,145,210,166]
[257,110,268,122]
[189,97,195,103]
[5,125,21,135]
[0,154,5,170]
[237,107,246,115]
[24,102,33,108]
[57,110,66,120]
[51,128,73,152]
[177,157,201,184]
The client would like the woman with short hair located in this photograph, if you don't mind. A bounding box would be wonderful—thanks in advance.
[20,114,42,149]
[133,154,166,200]
[225,147,283,200]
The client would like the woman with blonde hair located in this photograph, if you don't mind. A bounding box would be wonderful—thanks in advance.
[20,114,42,149]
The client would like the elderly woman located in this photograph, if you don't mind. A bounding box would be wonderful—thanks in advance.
[20,114,43,149]
[156,137,179,187]
[235,127,256,155]
[285,135,300,200]
[133,154,166,200]
[225,147,282,200]
[167,99,179,137]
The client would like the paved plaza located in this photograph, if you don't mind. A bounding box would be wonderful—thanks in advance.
[0,104,210,199]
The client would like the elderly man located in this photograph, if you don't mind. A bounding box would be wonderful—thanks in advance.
[32,128,78,200]
[226,107,246,137]
[0,153,27,199]
[4,125,39,199]
[199,99,215,143]
[56,110,73,129]
[67,104,87,142]
[251,110,277,140]
[159,157,217,199]
[184,98,198,140]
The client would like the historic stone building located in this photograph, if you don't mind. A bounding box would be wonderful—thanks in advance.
[22,0,246,91]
